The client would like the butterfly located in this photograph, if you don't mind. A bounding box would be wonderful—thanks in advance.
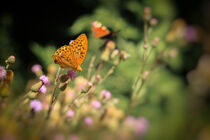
[52,34,88,72]
[91,21,119,39]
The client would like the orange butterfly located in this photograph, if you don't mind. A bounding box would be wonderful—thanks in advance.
[52,34,88,72]
[91,21,118,39]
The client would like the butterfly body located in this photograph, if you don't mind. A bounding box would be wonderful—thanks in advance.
[52,34,88,72]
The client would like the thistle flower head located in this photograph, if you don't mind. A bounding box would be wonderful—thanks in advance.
[31,64,42,73]
[67,69,76,80]
[0,66,6,80]
[40,75,50,86]
[39,85,47,94]
[84,117,93,126]
[150,18,158,26]
[30,100,43,112]
[101,90,111,99]
[67,109,75,118]
[91,100,101,109]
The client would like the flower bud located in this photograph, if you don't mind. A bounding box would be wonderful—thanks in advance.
[101,48,110,61]
[59,82,68,91]
[32,64,42,73]
[95,74,101,83]
[120,51,130,60]
[31,81,43,92]
[81,82,93,93]
[111,49,119,59]
[151,37,160,47]
[150,18,158,26]
[143,7,152,21]
[59,74,69,83]
[6,55,15,64]
[31,64,43,77]
[144,44,148,49]
[142,71,150,80]
[28,91,38,99]
[106,40,116,50]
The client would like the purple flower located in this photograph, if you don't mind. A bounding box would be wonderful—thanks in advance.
[67,109,75,118]
[67,69,76,80]
[69,40,74,45]
[91,100,101,109]
[39,85,47,94]
[40,75,50,86]
[30,100,43,112]
[134,117,148,137]
[84,117,93,126]
[0,66,6,80]
[185,26,197,42]
[31,64,42,73]
[101,90,111,99]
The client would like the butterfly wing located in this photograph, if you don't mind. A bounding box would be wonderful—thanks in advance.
[52,34,88,71]
[52,45,76,69]
[68,34,88,70]
[92,21,111,38]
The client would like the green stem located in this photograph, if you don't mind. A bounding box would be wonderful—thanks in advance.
[68,93,83,108]
[130,19,149,111]
[87,56,96,80]
[144,20,148,45]
[100,65,116,84]
[46,67,61,120]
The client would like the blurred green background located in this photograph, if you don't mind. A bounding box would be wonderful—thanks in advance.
[0,0,210,139]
